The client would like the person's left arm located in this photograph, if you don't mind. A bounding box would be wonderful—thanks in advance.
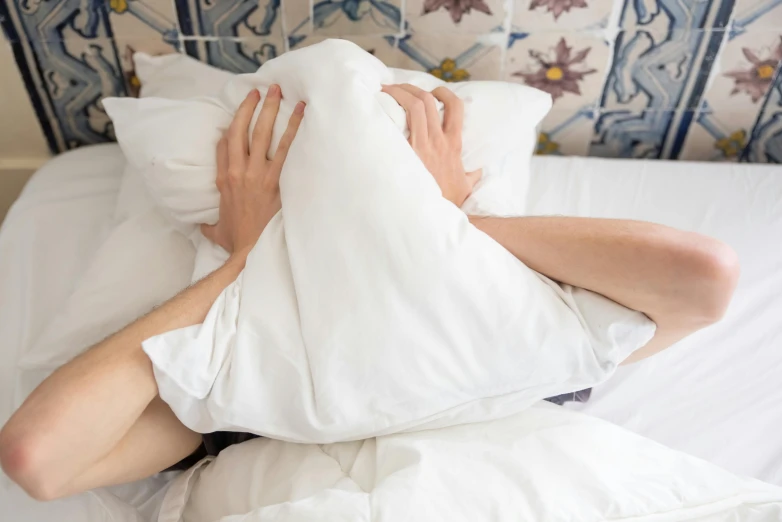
[381,84,739,363]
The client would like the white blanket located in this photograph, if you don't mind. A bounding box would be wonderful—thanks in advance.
[104,39,655,443]
[159,403,782,522]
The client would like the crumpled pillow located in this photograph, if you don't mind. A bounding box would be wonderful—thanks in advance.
[104,39,655,443]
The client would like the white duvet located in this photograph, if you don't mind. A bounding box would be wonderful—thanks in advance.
[161,403,782,522]
[105,39,655,443]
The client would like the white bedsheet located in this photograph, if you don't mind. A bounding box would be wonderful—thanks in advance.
[528,156,782,485]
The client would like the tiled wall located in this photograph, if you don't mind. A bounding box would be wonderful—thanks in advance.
[2,0,782,163]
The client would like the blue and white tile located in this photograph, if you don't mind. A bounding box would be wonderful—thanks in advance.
[0,2,124,152]
[200,36,286,73]
[600,27,719,114]
[618,0,734,31]
[312,0,402,36]
[291,34,403,65]
[405,0,507,34]
[679,28,780,160]
[590,109,686,159]
[513,0,619,32]
[177,0,283,38]
[107,0,179,44]
[2,0,112,41]
[536,107,599,156]
[504,31,612,110]
[746,72,782,162]
[396,33,503,81]
[730,0,782,34]
[678,108,752,161]
[114,37,180,96]
[283,0,312,46]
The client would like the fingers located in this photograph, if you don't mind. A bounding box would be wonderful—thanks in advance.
[381,84,428,145]
[271,102,306,173]
[228,90,260,171]
[396,84,442,139]
[250,84,282,165]
[432,86,464,140]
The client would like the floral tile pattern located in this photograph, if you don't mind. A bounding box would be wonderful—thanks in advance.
[746,71,782,162]
[679,109,753,162]
[513,0,618,31]
[505,32,610,109]
[3,0,782,163]
[397,33,502,81]
[406,0,507,33]
[723,38,782,103]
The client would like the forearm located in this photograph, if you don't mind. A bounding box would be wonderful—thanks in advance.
[470,216,739,360]
[0,255,246,497]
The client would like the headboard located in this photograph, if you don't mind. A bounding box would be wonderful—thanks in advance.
[2,0,781,163]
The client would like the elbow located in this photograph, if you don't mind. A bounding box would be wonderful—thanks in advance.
[0,428,64,501]
[684,235,741,325]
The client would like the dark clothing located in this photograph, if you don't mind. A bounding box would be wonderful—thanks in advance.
[165,431,260,472]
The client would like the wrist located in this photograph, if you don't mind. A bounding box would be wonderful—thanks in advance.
[226,249,251,270]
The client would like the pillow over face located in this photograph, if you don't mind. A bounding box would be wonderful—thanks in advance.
[105,39,654,442]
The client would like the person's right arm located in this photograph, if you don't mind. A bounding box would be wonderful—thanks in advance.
[0,86,305,501]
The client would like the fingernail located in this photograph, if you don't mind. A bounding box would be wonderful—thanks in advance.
[269,84,279,96]
[294,101,305,115]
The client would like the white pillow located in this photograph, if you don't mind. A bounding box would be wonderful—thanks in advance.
[112,53,234,223]
[106,52,547,228]
[104,39,654,442]
[160,404,782,522]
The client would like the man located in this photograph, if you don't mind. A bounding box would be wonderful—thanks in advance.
[0,83,739,501]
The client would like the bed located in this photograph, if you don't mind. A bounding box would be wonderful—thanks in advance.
[1,145,780,521]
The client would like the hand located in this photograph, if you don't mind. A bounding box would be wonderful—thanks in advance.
[201,85,305,259]
[381,84,481,207]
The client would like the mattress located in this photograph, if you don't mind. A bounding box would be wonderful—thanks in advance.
[528,156,782,485]
[1,146,780,522]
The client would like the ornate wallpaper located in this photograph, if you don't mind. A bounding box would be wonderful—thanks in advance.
[1,0,782,162]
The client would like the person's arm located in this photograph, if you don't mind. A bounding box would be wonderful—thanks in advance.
[468,216,739,363]
[381,84,740,363]
[0,86,305,500]
[0,257,245,500]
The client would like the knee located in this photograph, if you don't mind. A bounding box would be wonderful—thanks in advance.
[0,428,61,501]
